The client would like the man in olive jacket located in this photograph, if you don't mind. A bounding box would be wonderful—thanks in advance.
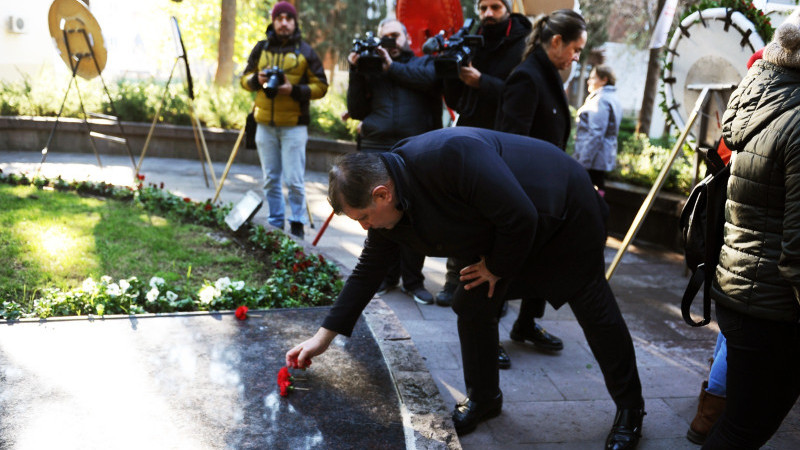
[286,128,644,445]
[706,9,800,447]
[240,2,328,237]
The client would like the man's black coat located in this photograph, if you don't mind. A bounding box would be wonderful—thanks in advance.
[347,49,441,150]
[496,45,572,150]
[322,128,608,336]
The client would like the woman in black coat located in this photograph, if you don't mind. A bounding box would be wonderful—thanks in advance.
[495,9,588,364]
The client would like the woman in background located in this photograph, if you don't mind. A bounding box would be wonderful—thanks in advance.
[573,64,621,196]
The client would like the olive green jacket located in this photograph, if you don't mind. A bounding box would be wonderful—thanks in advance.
[712,60,800,322]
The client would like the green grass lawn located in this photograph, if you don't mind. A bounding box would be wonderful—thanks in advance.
[0,184,268,307]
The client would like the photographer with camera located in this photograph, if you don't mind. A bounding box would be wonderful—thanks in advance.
[346,18,441,304]
[441,0,530,129]
[240,1,328,238]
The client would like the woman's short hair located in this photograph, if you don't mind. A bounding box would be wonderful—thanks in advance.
[593,64,616,86]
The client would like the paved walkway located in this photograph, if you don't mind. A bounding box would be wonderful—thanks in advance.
[3,150,800,449]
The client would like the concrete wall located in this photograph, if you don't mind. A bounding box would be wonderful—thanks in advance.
[0,116,354,174]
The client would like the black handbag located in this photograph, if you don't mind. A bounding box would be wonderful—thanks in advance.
[245,111,257,150]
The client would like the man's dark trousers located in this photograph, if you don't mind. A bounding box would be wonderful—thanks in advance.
[452,258,643,410]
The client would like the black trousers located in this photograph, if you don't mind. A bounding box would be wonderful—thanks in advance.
[703,304,800,449]
[383,245,426,290]
[447,257,546,324]
[453,270,642,409]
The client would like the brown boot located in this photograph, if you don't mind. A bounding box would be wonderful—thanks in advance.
[686,381,726,444]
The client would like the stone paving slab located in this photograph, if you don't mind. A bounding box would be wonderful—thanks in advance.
[0,309,405,449]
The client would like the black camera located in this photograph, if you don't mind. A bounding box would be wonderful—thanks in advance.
[422,18,484,78]
[261,66,285,99]
[351,32,396,74]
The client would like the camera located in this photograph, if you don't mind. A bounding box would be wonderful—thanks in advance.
[261,66,285,99]
[351,32,396,74]
[422,18,484,78]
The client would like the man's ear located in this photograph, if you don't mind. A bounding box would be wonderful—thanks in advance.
[371,185,392,203]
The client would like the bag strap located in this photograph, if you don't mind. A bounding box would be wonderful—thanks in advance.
[682,263,711,326]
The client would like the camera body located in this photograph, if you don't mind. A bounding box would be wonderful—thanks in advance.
[422,18,484,78]
[351,32,396,74]
[261,66,285,99]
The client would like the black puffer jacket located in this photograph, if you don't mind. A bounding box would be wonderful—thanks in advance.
[442,14,531,130]
[711,59,800,322]
[347,49,441,150]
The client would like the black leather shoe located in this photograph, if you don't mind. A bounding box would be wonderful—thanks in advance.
[605,405,646,450]
[452,391,503,435]
[510,321,564,351]
[498,344,511,370]
[435,282,456,307]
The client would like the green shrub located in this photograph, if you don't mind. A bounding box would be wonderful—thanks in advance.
[610,132,695,195]
[309,91,358,141]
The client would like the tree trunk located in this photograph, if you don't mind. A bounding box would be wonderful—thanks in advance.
[214,0,237,86]
[636,0,667,136]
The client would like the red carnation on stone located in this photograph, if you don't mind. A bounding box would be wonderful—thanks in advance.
[278,366,308,397]
[235,305,248,320]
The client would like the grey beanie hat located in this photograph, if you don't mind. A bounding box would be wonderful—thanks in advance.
[763,8,800,69]
[475,0,513,14]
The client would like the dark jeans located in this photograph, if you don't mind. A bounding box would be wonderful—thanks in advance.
[453,270,642,409]
[703,304,800,449]
[383,245,426,290]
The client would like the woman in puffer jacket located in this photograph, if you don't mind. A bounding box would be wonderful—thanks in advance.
[705,8,800,449]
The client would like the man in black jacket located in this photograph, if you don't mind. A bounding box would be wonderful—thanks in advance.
[286,128,645,447]
[439,0,563,366]
[442,0,530,129]
[346,18,441,304]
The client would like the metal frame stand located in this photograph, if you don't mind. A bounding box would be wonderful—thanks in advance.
[605,83,737,281]
[135,56,217,188]
[38,28,136,177]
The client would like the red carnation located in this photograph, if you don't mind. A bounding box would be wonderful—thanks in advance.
[292,263,300,272]
[159,182,165,189]
[278,366,308,396]
[235,305,248,320]
[204,204,213,211]
[183,197,191,202]
[318,255,325,264]
[137,174,145,181]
